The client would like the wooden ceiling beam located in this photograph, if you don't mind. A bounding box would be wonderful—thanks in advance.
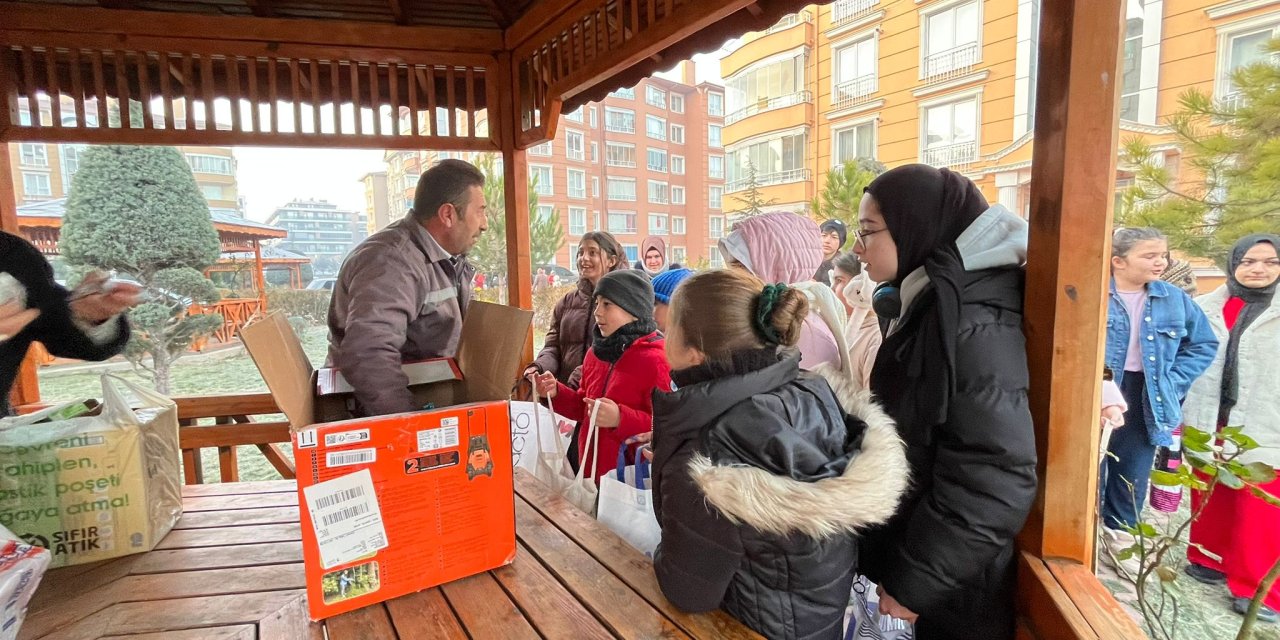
[0,2,503,53]
[386,0,407,25]
[476,0,515,28]
[244,0,276,18]
[96,0,136,8]
[504,0,576,49]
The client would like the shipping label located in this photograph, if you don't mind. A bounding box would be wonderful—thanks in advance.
[302,469,388,570]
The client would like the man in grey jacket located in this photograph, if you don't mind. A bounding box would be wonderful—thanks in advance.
[327,159,487,416]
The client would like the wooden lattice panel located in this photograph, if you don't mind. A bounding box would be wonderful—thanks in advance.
[1,42,499,150]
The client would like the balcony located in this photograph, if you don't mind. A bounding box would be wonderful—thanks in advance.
[923,42,979,83]
[726,168,811,192]
[725,91,813,125]
[833,75,877,110]
[831,0,879,28]
[605,121,636,134]
[923,141,978,170]
[764,11,811,35]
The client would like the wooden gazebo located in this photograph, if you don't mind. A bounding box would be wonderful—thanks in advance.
[0,0,1142,637]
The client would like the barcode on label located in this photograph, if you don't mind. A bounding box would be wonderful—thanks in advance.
[313,485,365,510]
[321,503,370,527]
[416,425,460,452]
[326,448,375,467]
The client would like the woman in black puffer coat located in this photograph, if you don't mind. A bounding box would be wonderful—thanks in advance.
[852,165,1038,640]
[651,268,908,640]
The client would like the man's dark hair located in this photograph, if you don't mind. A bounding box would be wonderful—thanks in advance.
[412,159,485,221]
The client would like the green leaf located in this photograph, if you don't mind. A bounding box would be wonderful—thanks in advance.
[1136,522,1161,539]
[1250,487,1280,508]
[1149,470,1183,487]
[1182,437,1213,454]
[1240,462,1278,485]
[1216,468,1245,490]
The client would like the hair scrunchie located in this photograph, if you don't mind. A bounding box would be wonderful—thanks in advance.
[753,283,789,345]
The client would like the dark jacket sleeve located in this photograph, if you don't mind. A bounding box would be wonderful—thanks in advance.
[332,246,419,416]
[882,318,1039,616]
[532,294,568,377]
[653,440,744,613]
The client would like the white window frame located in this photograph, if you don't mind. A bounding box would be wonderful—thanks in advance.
[610,87,636,99]
[671,93,685,113]
[565,107,584,123]
[589,107,598,128]
[592,177,600,197]
[708,92,725,116]
[606,142,638,168]
[187,153,234,175]
[918,88,983,166]
[570,243,580,269]
[671,155,686,175]
[22,172,52,196]
[831,117,878,165]
[569,206,588,235]
[672,216,687,235]
[709,245,724,268]
[566,129,586,161]
[567,168,587,199]
[672,186,686,205]
[607,177,637,202]
[649,213,669,235]
[530,164,555,196]
[708,154,724,179]
[918,0,984,80]
[536,205,556,223]
[608,210,638,234]
[709,124,723,148]
[670,124,685,144]
[709,216,725,239]
[646,114,667,140]
[832,29,880,106]
[606,107,636,133]
[18,143,48,167]
[648,180,670,204]
[646,85,667,108]
[591,141,599,163]
[647,147,668,173]
[529,141,553,156]
[672,246,687,265]
[1214,16,1280,103]
[709,186,724,210]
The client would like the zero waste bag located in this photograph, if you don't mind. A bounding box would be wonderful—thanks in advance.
[0,375,182,567]
[596,444,660,557]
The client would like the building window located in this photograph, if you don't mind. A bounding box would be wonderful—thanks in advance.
[922,95,979,167]
[710,245,724,268]
[569,243,580,268]
[725,53,807,122]
[670,124,685,144]
[709,218,725,241]
[606,142,637,167]
[530,165,554,195]
[647,148,668,172]
[530,141,553,156]
[672,186,686,204]
[646,115,667,140]
[834,35,878,109]
[708,155,724,179]
[624,244,640,263]
[22,172,52,197]
[593,177,600,197]
[709,187,723,210]
[18,144,47,167]
[589,107,598,128]
[649,214,669,236]
[187,153,233,175]
[672,246,687,264]
[727,130,808,190]
[61,145,86,191]
[566,130,585,161]
[610,86,636,99]
[648,180,670,204]
[568,169,587,199]
[608,177,637,201]
[566,107,584,123]
[1218,23,1279,108]
[609,211,638,234]
[646,85,667,108]
[671,155,685,175]
[606,107,636,133]
[201,185,224,200]
[671,94,685,113]
[569,207,587,235]
[708,92,724,116]
[1120,1,1144,121]
[709,124,722,148]
[591,142,599,163]
[833,122,876,165]
[536,205,555,222]
[922,0,981,79]
[672,216,687,235]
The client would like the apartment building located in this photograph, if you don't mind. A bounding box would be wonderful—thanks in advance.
[266,198,368,273]
[359,171,392,234]
[719,0,1279,218]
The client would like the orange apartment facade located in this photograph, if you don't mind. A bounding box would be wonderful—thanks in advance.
[383,67,729,270]
[720,0,1279,253]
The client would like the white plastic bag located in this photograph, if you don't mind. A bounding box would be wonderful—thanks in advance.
[844,576,915,640]
[0,524,49,640]
[0,375,182,567]
[532,395,600,515]
[597,443,660,557]
[509,400,573,474]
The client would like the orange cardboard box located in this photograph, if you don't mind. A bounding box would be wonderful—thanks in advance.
[240,301,533,619]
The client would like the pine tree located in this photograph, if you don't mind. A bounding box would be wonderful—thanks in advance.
[1119,37,1280,266]
[61,145,223,393]
[730,161,778,218]
[811,158,887,249]
[467,153,565,289]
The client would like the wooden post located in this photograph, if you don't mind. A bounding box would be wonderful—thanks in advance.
[0,141,41,409]
[1020,0,1125,563]
[252,239,267,309]
[496,52,535,366]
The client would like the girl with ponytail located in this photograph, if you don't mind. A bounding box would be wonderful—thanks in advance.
[649,268,907,640]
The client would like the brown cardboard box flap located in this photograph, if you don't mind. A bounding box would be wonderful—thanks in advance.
[240,311,316,428]
[456,301,534,402]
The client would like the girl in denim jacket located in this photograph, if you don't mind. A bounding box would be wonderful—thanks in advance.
[1099,228,1218,574]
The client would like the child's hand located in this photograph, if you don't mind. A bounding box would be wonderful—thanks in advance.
[625,431,652,446]
[1101,405,1125,429]
[586,398,621,428]
[532,372,558,399]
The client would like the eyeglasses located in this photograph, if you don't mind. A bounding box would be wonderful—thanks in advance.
[853,228,887,248]
[1240,258,1280,269]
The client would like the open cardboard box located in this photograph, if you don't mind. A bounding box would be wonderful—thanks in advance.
[240,301,533,619]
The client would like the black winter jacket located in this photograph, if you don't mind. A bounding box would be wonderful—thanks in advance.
[651,351,908,640]
[861,265,1038,640]
[1,231,130,415]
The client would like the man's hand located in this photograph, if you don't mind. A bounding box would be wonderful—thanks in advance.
[533,372,559,399]
[0,301,40,341]
[877,586,919,624]
[69,273,142,325]
[586,397,621,428]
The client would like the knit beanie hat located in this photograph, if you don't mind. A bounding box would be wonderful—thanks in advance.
[652,268,694,305]
[821,219,849,248]
[595,270,655,321]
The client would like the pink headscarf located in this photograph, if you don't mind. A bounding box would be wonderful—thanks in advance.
[717,212,823,283]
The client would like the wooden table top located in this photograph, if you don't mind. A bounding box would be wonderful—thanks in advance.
[20,469,761,640]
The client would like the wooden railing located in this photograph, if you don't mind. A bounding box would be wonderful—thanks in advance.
[174,392,294,484]
[188,297,264,344]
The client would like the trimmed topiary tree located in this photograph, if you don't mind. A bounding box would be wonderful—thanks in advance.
[61,145,224,393]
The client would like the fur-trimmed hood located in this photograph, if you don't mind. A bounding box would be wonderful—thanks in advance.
[659,357,908,540]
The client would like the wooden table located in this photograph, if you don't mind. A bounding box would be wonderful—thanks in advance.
[20,469,761,640]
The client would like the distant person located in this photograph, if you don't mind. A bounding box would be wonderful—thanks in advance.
[474,272,487,290]
[327,159,487,416]
[2,231,141,415]
[534,268,549,292]
[1162,253,1199,296]
[814,219,848,286]
[638,237,669,276]
[652,268,694,333]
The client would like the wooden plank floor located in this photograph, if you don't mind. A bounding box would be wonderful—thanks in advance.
[20,470,761,640]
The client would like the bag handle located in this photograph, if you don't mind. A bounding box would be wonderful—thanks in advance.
[633,445,650,488]
[529,381,565,458]
[574,400,602,483]
[615,442,651,489]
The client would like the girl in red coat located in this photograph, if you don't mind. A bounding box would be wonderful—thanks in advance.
[534,270,672,481]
